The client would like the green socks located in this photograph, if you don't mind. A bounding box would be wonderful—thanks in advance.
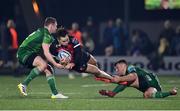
[152,91,171,98]
[22,67,58,95]
[47,75,58,95]
[112,85,127,93]
[22,68,41,86]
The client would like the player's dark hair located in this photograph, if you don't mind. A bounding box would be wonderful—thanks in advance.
[56,28,68,39]
[44,17,57,26]
[114,59,128,66]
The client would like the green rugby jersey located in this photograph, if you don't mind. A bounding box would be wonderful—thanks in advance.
[19,28,53,54]
[126,65,151,77]
[126,65,161,92]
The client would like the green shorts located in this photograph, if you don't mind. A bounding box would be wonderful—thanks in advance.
[17,47,37,68]
[138,73,162,92]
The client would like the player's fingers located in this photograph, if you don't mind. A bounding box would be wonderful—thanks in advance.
[70,64,74,69]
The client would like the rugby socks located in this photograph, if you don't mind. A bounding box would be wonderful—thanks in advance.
[152,92,171,98]
[47,75,58,95]
[22,67,40,86]
[103,85,127,97]
[112,85,127,94]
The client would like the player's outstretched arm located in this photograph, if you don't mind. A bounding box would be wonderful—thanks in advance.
[42,43,64,69]
[111,73,137,83]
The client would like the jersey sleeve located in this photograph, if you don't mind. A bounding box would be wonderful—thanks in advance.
[49,39,58,56]
[72,37,81,48]
[49,39,60,63]
[43,33,53,44]
[127,65,136,73]
[71,37,83,63]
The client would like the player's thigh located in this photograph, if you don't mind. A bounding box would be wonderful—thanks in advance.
[85,64,100,75]
[33,56,47,71]
[150,73,162,91]
[144,87,157,98]
[44,69,52,76]
[87,55,97,66]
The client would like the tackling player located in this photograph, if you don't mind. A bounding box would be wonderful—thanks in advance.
[99,59,177,98]
[17,17,68,99]
[50,28,113,80]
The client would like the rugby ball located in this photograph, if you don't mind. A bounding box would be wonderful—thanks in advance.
[58,50,71,65]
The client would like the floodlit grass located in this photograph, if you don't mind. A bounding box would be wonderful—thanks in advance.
[0,75,179,110]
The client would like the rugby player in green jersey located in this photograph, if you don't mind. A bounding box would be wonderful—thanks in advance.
[99,59,177,98]
[17,17,68,99]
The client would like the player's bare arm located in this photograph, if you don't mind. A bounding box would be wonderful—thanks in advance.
[112,73,137,83]
[42,43,64,69]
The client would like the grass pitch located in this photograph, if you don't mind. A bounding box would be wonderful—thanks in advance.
[0,75,179,110]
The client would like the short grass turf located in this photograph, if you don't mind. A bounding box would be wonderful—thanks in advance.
[0,75,179,110]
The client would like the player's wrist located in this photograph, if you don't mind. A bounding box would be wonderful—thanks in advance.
[69,63,75,66]
[54,63,64,68]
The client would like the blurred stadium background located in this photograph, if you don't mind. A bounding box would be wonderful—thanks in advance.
[0,0,180,110]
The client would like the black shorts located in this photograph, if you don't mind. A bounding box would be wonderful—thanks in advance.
[72,51,91,73]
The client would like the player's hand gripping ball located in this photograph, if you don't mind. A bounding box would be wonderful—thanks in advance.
[58,50,71,66]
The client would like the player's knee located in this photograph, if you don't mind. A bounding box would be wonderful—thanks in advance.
[143,92,152,98]
[38,62,47,72]
[144,88,157,98]
[92,59,98,66]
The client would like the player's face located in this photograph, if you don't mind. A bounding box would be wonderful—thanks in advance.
[115,63,127,76]
[59,35,69,46]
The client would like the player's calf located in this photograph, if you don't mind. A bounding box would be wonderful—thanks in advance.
[85,64,113,80]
